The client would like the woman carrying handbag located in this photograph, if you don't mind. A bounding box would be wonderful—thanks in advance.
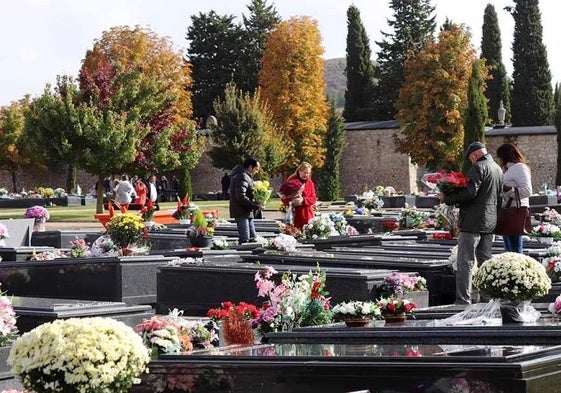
[496,143,532,253]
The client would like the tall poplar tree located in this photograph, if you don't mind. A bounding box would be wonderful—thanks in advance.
[463,60,488,173]
[342,5,375,122]
[373,0,436,121]
[394,23,475,171]
[239,0,281,94]
[318,100,346,201]
[480,4,510,124]
[508,0,554,126]
[259,16,329,170]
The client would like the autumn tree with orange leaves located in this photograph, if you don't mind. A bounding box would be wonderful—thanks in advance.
[259,16,329,171]
[394,23,476,171]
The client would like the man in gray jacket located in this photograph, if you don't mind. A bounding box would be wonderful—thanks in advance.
[440,142,503,304]
[229,157,262,244]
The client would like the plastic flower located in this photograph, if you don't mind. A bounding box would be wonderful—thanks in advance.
[379,272,427,295]
[332,301,382,320]
[531,223,561,238]
[376,296,418,316]
[548,294,561,315]
[69,237,89,258]
[265,234,299,251]
[473,252,551,301]
[141,199,156,222]
[303,214,337,240]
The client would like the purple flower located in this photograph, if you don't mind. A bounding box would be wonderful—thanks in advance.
[24,205,50,220]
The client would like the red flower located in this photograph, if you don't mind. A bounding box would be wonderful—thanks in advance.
[429,170,469,195]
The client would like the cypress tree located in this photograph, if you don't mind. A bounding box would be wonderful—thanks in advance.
[239,0,281,93]
[480,4,510,124]
[373,0,436,121]
[318,100,346,201]
[509,0,554,126]
[342,5,375,122]
[463,60,488,174]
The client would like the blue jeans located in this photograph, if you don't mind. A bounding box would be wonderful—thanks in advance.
[235,217,256,244]
[503,235,523,253]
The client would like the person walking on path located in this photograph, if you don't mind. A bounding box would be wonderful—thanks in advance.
[438,142,503,305]
[229,157,262,244]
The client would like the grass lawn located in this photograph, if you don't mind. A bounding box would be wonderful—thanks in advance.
[0,198,284,222]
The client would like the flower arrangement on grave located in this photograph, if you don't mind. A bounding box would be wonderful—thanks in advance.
[376,296,418,317]
[23,205,49,221]
[69,237,89,258]
[29,249,67,261]
[0,223,9,240]
[211,238,229,250]
[265,233,299,251]
[251,265,333,334]
[135,313,194,357]
[140,199,156,223]
[379,272,427,295]
[531,223,561,238]
[541,256,561,282]
[187,210,215,238]
[473,252,551,301]
[207,301,261,344]
[106,212,147,249]
[542,207,561,224]
[331,300,382,321]
[399,207,429,229]
[426,170,469,196]
[53,187,66,197]
[302,213,336,240]
[548,294,561,317]
[172,195,198,221]
[0,284,18,346]
[8,317,150,393]
[90,235,120,257]
[0,188,8,197]
[39,187,55,198]
[434,203,460,234]
[280,223,304,240]
[381,220,399,232]
[253,180,273,206]
[328,213,358,236]
[356,190,384,210]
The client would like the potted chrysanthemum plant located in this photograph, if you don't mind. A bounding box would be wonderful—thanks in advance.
[473,252,551,323]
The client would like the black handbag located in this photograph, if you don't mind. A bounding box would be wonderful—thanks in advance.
[494,188,532,236]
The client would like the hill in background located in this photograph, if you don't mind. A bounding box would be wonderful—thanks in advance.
[324,57,346,109]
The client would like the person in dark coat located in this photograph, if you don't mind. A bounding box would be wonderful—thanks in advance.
[221,172,231,200]
[439,142,503,305]
[229,157,262,244]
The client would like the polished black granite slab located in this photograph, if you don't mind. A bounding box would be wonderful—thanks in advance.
[11,296,154,332]
[156,261,395,315]
[0,255,174,305]
[30,229,102,248]
[130,343,561,392]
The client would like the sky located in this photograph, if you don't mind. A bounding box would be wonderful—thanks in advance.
[1,0,560,107]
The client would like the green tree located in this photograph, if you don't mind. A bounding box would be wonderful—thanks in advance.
[80,26,202,176]
[394,23,475,171]
[209,83,288,178]
[186,11,244,123]
[462,60,488,174]
[239,0,281,93]
[259,16,329,170]
[508,0,554,126]
[480,4,510,124]
[342,5,375,122]
[0,97,32,192]
[373,0,436,121]
[23,76,84,192]
[318,100,346,201]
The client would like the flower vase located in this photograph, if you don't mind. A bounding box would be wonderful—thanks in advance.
[383,312,407,324]
[189,235,212,248]
[343,317,371,327]
[33,217,46,232]
[499,299,539,324]
[0,239,5,248]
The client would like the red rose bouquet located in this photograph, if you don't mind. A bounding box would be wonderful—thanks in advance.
[279,177,304,201]
[426,170,469,195]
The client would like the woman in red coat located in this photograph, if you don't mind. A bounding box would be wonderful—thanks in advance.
[279,162,317,229]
